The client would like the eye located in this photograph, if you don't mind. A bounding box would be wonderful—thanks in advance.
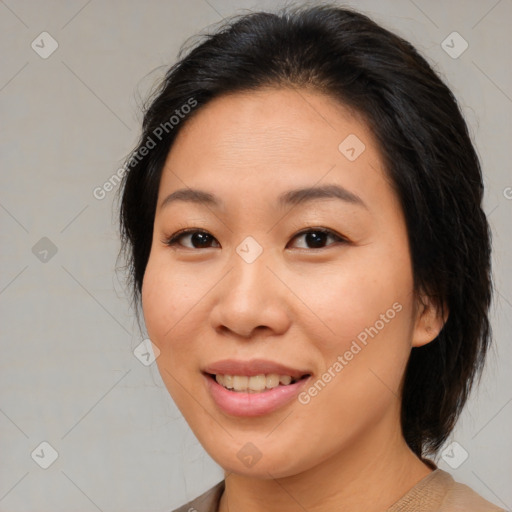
[163,229,220,249]
[287,227,347,250]
[163,227,347,250]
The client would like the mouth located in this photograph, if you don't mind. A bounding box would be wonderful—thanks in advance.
[201,359,312,417]
[205,372,311,393]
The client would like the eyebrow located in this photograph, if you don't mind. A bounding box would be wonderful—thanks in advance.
[159,184,367,210]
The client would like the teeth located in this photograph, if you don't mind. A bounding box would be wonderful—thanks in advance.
[233,375,248,390]
[266,374,279,388]
[223,374,234,389]
[214,373,297,392]
[279,375,292,385]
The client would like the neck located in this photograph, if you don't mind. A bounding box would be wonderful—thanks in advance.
[218,422,433,512]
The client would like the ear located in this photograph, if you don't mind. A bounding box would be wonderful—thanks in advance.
[412,294,448,348]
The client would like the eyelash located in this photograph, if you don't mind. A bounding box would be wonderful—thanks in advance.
[162,227,348,250]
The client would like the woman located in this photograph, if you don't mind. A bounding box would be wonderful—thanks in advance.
[119,4,503,511]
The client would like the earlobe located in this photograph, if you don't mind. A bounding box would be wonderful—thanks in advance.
[412,295,449,348]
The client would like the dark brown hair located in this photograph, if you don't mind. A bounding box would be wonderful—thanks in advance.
[119,4,493,458]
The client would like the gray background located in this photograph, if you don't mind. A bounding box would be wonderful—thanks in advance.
[0,0,511,511]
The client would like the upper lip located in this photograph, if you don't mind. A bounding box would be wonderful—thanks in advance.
[203,359,311,379]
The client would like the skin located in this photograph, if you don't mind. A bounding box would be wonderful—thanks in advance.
[141,87,446,512]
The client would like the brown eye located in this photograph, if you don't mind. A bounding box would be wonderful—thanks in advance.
[164,229,220,249]
[288,228,347,249]
[163,227,347,250]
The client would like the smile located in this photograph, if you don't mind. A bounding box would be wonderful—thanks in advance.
[213,373,303,392]
[203,367,311,417]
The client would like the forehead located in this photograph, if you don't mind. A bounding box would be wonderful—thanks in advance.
[170,87,365,164]
[157,87,392,214]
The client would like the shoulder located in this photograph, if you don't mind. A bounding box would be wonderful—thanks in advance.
[437,470,506,512]
[170,471,506,512]
[388,469,506,512]
[170,481,224,512]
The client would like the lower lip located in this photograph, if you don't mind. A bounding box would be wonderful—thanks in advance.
[204,373,310,417]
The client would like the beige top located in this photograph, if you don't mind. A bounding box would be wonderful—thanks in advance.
[171,468,506,512]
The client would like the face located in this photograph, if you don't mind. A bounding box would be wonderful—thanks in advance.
[142,87,436,479]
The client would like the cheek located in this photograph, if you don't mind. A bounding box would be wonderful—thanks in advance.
[141,256,206,411]
[296,248,414,356]
[141,255,201,344]
[308,261,415,411]
[295,249,416,427]
[141,261,173,344]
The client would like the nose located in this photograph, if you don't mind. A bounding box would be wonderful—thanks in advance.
[209,248,291,339]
